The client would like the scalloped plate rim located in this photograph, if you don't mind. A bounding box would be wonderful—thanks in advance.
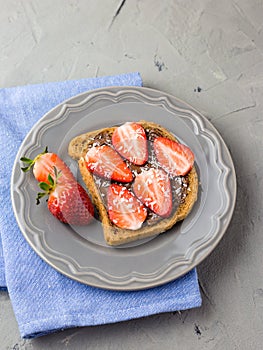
[11,86,237,290]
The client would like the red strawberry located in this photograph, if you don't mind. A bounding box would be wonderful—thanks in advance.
[133,168,172,218]
[37,169,94,226]
[112,122,148,165]
[153,137,194,176]
[107,184,147,230]
[21,147,75,183]
[85,145,133,183]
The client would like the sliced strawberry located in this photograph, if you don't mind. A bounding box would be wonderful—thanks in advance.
[21,148,75,183]
[112,122,148,165]
[85,145,133,183]
[107,184,147,230]
[153,137,194,176]
[133,168,172,218]
[37,171,94,226]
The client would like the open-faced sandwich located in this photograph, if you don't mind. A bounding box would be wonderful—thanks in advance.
[68,120,198,246]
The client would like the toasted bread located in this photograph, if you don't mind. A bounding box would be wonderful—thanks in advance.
[68,121,198,245]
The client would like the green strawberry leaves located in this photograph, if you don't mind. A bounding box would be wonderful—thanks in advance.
[20,146,48,172]
[36,166,62,205]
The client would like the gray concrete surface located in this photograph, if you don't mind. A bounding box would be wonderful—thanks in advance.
[1,0,263,349]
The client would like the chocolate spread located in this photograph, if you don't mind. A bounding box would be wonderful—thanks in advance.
[89,127,190,227]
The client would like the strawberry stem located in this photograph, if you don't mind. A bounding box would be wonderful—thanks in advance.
[36,165,60,205]
[39,182,51,192]
[20,146,48,173]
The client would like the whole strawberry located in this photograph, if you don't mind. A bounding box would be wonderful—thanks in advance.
[21,147,75,183]
[37,168,94,226]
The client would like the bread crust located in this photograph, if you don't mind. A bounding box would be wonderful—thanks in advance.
[68,121,198,245]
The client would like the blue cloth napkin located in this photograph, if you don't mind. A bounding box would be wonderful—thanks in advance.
[0,73,201,338]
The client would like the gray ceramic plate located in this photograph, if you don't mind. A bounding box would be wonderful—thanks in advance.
[11,86,236,290]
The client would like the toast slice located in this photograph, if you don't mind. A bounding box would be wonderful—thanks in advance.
[68,121,198,246]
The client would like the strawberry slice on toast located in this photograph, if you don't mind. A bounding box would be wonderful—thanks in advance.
[153,137,194,177]
[107,184,147,230]
[133,168,172,218]
[85,145,133,183]
[112,122,148,165]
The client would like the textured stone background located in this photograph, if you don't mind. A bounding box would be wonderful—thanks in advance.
[1,0,263,349]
